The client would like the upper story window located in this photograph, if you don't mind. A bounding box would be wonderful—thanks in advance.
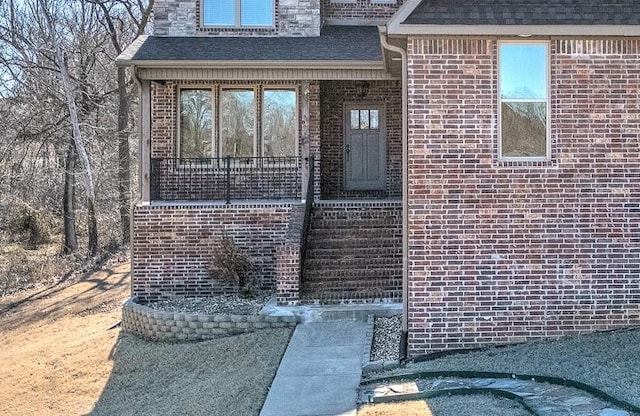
[202,0,274,27]
[498,42,550,160]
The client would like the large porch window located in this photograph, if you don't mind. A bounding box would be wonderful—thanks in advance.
[178,85,298,159]
[157,85,301,202]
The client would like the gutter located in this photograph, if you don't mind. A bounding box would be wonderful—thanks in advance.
[378,27,409,362]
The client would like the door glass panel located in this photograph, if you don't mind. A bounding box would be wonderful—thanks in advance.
[359,110,369,129]
[350,110,359,129]
[370,110,379,129]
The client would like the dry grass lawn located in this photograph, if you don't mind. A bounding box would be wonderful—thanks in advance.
[0,261,293,416]
[0,262,130,415]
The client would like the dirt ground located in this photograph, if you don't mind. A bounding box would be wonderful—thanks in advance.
[0,261,131,416]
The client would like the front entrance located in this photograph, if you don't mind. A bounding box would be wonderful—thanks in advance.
[344,105,386,191]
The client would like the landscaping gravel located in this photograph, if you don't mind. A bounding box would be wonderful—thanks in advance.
[145,294,269,315]
[371,315,401,361]
[376,327,640,409]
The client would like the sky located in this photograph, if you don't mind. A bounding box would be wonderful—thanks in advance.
[499,43,548,100]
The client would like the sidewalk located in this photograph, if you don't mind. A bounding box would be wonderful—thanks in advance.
[260,321,368,416]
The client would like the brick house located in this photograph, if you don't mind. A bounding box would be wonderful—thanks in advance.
[117,0,640,356]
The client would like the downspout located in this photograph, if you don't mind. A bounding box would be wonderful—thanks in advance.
[379,28,409,361]
[129,64,142,298]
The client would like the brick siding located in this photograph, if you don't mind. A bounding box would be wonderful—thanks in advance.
[132,203,292,302]
[322,0,403,22]
[320,80,402,198]
[406,37,640,355]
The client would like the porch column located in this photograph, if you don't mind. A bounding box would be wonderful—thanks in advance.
[300,81,310,200]
[139,79,151,203]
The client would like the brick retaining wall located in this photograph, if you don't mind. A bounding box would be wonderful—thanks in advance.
[132,202,293,302]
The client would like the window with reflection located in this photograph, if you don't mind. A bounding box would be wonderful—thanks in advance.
[220,89,255,157]
[263,89,296,157]
[179,89,213,159]
[350,109,379,130]
[202,0,274,27]
[499,42,549,159]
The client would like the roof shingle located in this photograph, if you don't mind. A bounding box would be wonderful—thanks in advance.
[128,26,382,63]
[404,0,640,25]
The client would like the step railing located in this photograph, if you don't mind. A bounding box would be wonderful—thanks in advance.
[300,155,315,279]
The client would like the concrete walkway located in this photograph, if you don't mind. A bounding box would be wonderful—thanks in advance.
[260,321,368,416]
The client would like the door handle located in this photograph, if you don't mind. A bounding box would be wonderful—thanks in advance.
[345,144,350,161]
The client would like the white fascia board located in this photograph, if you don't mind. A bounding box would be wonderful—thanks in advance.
[115,35,148,66]
[388,24,640,37]
[386,0,423,34]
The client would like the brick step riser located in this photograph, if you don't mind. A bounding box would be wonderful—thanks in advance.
[305,246,402,255]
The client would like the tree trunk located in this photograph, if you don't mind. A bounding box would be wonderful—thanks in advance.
[117,67,131,244]
[62,144,78,254]
[87,196,98,256]
[42,2,99,256]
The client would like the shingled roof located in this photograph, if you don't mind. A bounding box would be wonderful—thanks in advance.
[118,26,382,65]
[404,0,640,25]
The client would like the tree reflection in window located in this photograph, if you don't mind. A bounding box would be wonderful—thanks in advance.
[221,89,255,157]
[263,89,296,157]
[180,89,212,159]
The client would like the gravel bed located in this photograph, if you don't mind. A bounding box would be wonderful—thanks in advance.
[145,295,270,315]
[375,327,640,409]
[371,315,401,361]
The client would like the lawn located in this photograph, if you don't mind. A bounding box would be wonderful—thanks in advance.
[0,261,292,416]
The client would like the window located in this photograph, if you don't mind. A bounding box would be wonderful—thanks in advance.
[220,88,256,157]
[350,109,379,130]
[202,0,274,27]
[179,89,213,159]
[178,86,297,159]
[262,89,296,157]
[498,42,549,160]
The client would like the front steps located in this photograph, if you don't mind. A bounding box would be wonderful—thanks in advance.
[300,200,403,304]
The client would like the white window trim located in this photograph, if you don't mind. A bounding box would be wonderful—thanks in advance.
[261,86,299,158]
[177,86,215,161]
[497,40,551,162]
[200,0,275,29]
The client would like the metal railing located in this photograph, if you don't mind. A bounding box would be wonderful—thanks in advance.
[150,156,302,203]
[300,155,315,278]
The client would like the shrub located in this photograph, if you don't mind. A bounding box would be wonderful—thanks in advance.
[4,202,53,249]
[208,233,255,297]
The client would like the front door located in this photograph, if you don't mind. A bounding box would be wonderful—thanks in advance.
[344,105,386,191]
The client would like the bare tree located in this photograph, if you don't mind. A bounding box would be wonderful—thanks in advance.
[93,0,153,243]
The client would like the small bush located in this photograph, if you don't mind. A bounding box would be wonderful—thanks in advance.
[4,202,53,249]
[208,233,255,297]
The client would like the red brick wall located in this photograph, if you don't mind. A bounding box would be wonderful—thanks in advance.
[322,0,403,22]
[320,80,402,198]
[407,37,640,355]
[132,203,292,302]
